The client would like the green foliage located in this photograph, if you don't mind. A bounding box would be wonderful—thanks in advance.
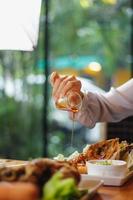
[0,51,44,159]
[42,171,80,200]
[0,96,43,159]
[50,0,131,76]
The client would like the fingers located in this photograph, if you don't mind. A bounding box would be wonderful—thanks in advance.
[52,75,68,100]
[50,71,59,86]
[50,72,82,102]
[61,79,82,97]
[53,75,75,98]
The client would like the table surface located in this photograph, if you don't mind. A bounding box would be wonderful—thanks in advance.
[93,176,133,200]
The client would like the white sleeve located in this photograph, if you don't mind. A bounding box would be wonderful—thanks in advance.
[74,79,133,128]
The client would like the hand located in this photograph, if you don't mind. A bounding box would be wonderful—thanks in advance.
[50,72,84,102]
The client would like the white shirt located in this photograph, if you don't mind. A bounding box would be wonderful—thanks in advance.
[75,79,133,128]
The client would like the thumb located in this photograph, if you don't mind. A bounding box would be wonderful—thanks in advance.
[49,71,59,86]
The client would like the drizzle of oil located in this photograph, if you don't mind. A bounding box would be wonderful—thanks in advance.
[55,100,78,147]
[71,112,75,147]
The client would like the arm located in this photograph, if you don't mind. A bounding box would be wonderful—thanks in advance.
[50,72,133,128]
[75,79,133,128]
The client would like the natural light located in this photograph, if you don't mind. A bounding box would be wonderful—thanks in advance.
[0,0,42,51]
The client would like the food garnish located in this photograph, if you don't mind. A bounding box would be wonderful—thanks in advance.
[94,160,112,166]
[54,139,133,174]
[54,154,66,161]
[42,171,87,200]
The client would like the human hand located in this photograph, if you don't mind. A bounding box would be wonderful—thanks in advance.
[50,71,84,102]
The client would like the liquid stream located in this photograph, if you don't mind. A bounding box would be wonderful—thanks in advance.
[71,112,75,147]
[56,102,79,147]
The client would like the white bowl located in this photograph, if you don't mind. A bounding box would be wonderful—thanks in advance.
[86,160,127,177]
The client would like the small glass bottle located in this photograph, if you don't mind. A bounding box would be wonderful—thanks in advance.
[55,91,82,113]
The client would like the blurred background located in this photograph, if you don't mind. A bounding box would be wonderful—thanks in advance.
[0,0,132,160]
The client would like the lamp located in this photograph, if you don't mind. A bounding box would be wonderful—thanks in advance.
[0,0,42,51]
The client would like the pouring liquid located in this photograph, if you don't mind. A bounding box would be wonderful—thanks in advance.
[55,92,82,148]
[55,102,79,147]
[71,112,75,147]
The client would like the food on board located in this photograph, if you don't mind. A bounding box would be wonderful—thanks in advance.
[0,158,80,186]
[0,138,132,199]
[54,138,133,174]
[0,158,83,200]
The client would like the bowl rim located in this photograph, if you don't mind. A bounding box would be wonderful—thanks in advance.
[86,159,127,167]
